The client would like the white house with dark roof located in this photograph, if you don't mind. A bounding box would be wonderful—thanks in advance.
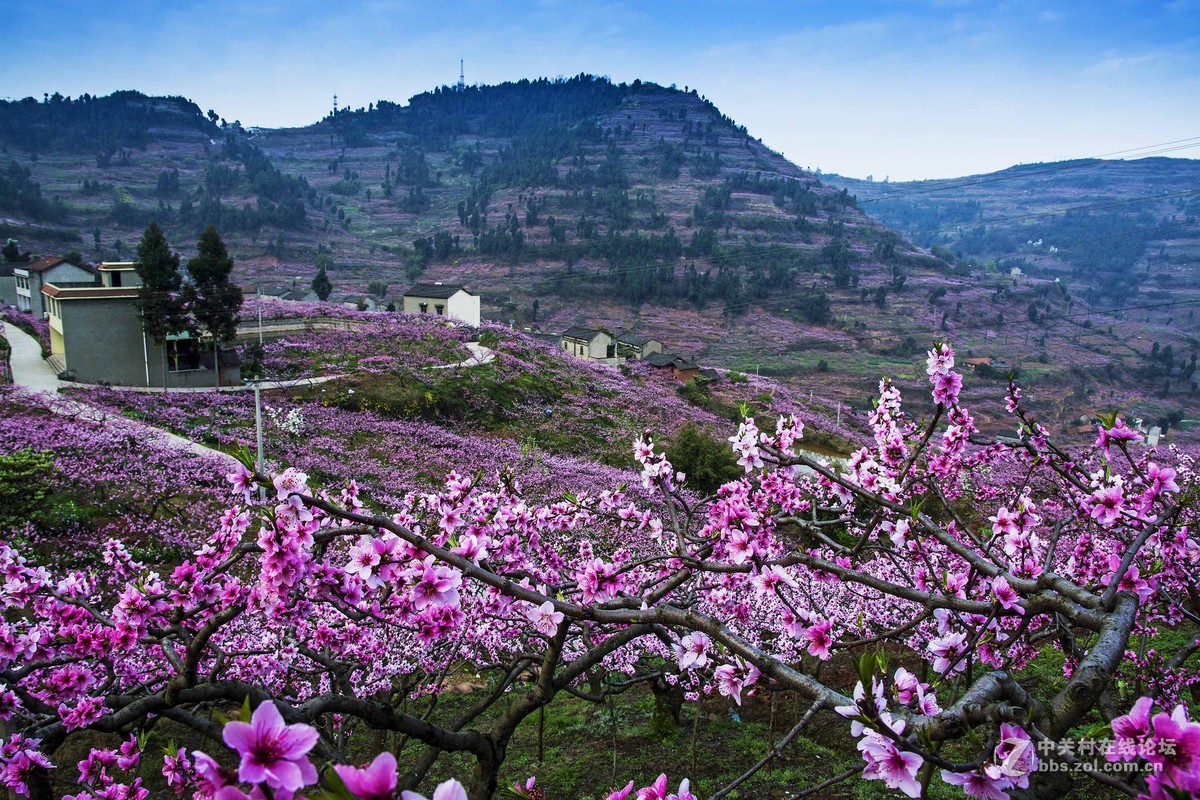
[402,282,480,326]
[614,329,664,360]
[14,257,96,317]
[560,327,616,361]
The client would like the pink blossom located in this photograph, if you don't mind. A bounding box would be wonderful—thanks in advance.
[1108,695,1154,761]
[401,780,468,800]
[940,768,1012,799]
[411,557,462,610]
[221,702,318,793]
[990,576,1024,614]
[1095,418,1142,457]
[272,468,309,500]
[1085,485,1125,527]
[1145,705,1200,789]
[636,774,670,800]
[803,620,834,660]
[713,658,760,705]
[928,631,968,675]
[226,464,256,503]
[161,748,191,793]
[333,751,398,800]
[858,716,924,798]
[931,371,963,406]
[524,600,565,636]
[676,632,712,670]
[605,780,636,800]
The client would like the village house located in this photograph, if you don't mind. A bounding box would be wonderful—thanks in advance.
[560,327,615,361]
[42,262,241,388]
[643,351,701,382]
[340,294,378,312]
[14,257,96,317]
[614,329,664,360]
[402,282,480,327]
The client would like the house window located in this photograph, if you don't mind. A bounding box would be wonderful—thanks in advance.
[435,304,444,315]
[167,338,203,372]
[419,302,428,313]
[111,272,122,287]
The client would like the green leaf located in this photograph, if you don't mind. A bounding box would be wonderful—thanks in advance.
[239,695,253,723]
[858,650,876,687]
[320,765,356,800]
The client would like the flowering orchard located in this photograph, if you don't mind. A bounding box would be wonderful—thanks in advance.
[1,345,1198,799]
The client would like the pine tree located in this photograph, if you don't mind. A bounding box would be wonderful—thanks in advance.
[311,267,333,301]
[134,222,187,348]
[185,226,243,385]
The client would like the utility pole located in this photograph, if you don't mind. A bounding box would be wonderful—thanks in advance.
[253,379,266,502]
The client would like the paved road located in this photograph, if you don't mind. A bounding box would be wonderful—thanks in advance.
[431,341,496,369]
[2,321,61,394]
[3,321,237,467]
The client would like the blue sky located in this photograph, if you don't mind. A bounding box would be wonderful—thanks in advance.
[6,1,1199,179]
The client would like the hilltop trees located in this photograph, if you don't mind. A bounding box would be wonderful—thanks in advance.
[134,222,188,385]
[2,346,1198,800]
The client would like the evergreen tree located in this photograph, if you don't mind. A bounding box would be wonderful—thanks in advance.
[185,226,243,384]
[311,267,333,301]
[134,222,188,349]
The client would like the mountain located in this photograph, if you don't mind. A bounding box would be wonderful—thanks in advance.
[1,79,1197,437]
[823,158,1200,431]
[824,157,1200,307]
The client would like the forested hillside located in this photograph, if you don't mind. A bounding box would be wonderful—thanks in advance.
[2,79,1197,435]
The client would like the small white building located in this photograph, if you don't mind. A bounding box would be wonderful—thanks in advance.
[615,329,664,360]
[402,282,480,327]
[560,327,614,360]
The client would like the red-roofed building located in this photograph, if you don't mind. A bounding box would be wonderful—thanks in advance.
[14,257,95,317]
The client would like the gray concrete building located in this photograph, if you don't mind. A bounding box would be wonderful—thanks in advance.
[43,262,241,388]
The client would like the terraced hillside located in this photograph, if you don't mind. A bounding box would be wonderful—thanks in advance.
[2,80,1198,437]
[825,158,1200,432]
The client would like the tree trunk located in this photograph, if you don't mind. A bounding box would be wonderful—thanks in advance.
[467,738,503,800]
[649,674,684,733]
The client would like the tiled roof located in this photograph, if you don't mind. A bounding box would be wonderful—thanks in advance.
[24,257,68,273]
[615,330,659,347]
[42,284,137,300]
[24,257,93,275]
[404,282,468,299]
[561,326,602,341]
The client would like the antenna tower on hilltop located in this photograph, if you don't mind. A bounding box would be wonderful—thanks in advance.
[332,94,338,116]
[457,59,465,91]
